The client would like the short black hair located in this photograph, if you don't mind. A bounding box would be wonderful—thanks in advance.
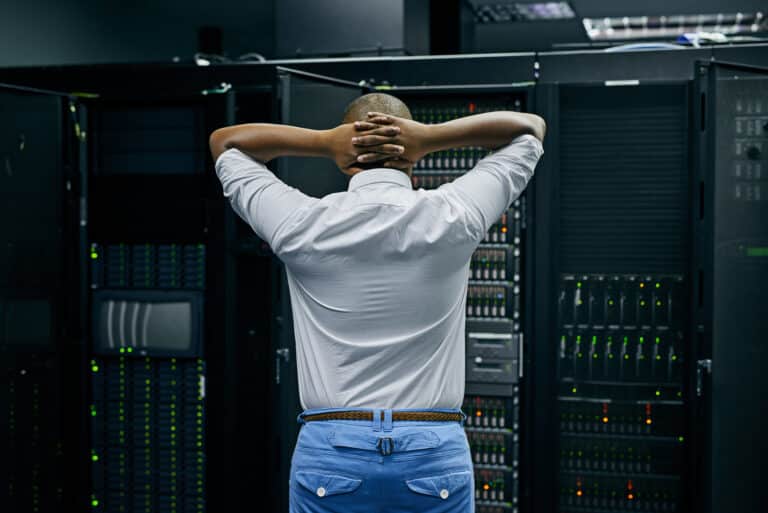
[342,93,412,124]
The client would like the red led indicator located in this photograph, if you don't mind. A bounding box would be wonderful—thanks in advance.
[469,103,476,113]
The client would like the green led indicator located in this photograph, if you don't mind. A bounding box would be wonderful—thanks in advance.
[678,436,684,442]
[624,354,630,360]
[655,282,661,288]
[91,365,99,373]
[576,281,582,288]
[640,300,646,307]
[656,300,662,306]
[608,299,614,306]
[593,353,598,359]
[90,253,99,259]
[91,499,99,507]
[571,387,577,393]
[672,355,678,361]
[119,347,125,353]
[92,454,99,461]
[639,336,644,343]
[655,390,661,397]
[127,347,133,353]
[655,337,661,344]
[746,247,768,257]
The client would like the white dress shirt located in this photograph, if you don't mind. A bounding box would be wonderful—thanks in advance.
[215,134,544,409]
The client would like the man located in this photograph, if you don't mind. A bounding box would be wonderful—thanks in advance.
[209,93,545,512]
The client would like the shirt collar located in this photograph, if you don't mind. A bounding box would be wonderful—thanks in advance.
[348,168,413,192]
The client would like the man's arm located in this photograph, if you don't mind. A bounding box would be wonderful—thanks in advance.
[209,122,404,169]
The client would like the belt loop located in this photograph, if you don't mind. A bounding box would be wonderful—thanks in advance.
[383,409,393,432]
[372,409,382,431]
[296,412,306,425]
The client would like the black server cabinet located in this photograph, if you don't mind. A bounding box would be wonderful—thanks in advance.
[692,61,768,513]
[535,82,692,513]
[268,68,537,513]
[83,89,232,513]
[1,85,86,512]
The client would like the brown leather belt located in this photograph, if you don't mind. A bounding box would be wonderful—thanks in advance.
[302,411,464,423]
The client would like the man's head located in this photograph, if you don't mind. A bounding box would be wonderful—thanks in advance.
[343,93,412,173]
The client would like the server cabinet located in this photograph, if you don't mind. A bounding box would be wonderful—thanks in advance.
[0,85,86,512]
[693,61,768,513]
[82,87,232,513]
[535,82,693,513]
[270,67,364,513]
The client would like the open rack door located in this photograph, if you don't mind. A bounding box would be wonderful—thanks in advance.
[269,67,364,513]
[0,83,86,511]
[693,61,768,513]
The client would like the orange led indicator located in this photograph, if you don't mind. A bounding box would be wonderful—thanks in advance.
[639,282,645,288]
[646,418,653,425]
[602,416,609,423]
[483,484,490,491]
[501,226,508,233]
[576,490,583,497]
[476,410,482,417]
[627,493,635,500]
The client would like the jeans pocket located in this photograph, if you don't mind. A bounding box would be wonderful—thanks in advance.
[294,470,362,498]
[405,469,473,500]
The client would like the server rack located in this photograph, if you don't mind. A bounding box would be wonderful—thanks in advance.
[535,81,693,513]
[0,83,86,513]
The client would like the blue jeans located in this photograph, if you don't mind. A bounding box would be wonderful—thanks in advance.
[289,407,475,513]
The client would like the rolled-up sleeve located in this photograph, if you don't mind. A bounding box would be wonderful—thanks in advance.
[215,148,315,246]
[437,134,544,241]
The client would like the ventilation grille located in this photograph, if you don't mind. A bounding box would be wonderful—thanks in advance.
[559,85,689,274]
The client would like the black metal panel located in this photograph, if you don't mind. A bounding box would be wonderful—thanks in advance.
[696,62,768,513]
[0,88,80,512]
[539,47,714,84]
[559,84,689,274]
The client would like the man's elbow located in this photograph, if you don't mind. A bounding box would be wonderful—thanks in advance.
[209,128,236,162]
[527,115,546,143]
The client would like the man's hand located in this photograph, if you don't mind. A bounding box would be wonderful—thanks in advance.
[352,113,430,169]
[325,122,405,175]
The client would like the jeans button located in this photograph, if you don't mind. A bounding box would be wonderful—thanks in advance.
[440,489,449,499]
[316,487,326,497]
